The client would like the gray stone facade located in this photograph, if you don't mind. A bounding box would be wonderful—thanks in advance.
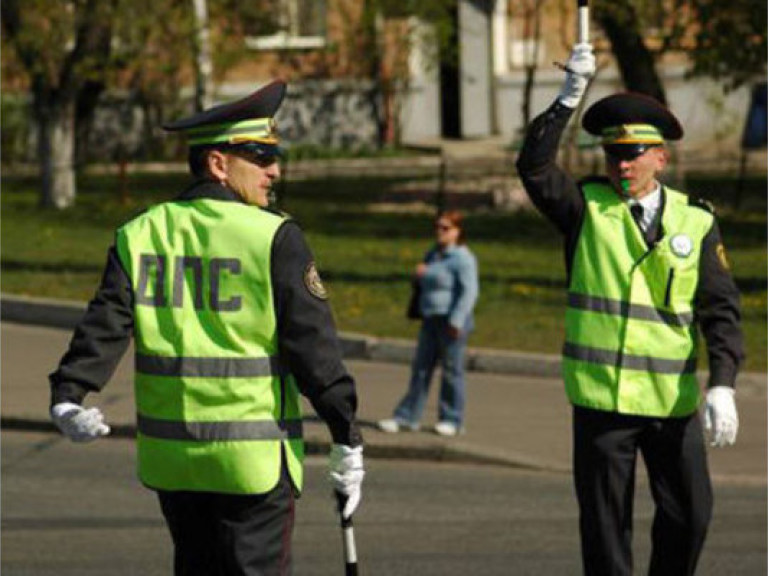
[2,79,387,165]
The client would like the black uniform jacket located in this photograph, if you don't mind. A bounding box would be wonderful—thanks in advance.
[50,180,362,446]
[515,102,744,388]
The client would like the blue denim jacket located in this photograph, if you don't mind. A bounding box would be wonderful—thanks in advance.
[418,244,479,331]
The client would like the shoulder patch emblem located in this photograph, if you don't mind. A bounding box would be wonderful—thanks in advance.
[304,262,328,300]
[716,243,730,271]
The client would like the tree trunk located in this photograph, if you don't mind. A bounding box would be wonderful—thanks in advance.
[75,80,107,165]
[362,1,386,148]
[520,1,543,131]
[36,94,77,209]
[593,1,666,103]
[192,0,214,112]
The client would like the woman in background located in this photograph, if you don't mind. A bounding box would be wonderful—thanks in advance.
[379,210,479,437]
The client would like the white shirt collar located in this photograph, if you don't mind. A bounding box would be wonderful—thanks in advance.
[627,182,662,231]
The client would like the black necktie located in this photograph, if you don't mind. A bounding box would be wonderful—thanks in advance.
[630,204,656,246]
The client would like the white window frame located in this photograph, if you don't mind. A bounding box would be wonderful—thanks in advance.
[246,0,326,50]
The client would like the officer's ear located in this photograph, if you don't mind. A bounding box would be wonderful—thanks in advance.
[205,149,229,183]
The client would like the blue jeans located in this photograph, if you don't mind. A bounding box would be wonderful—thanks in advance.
[394,316,468,426]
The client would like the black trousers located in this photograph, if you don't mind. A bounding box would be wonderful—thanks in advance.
[157,473,296,576]
[573,406,713,576]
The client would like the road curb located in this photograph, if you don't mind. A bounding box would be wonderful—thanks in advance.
[0,416,568,474]
[4,293,765,474]
[2,293,572,471]
[5,293,763,387]
[2,294,87,330]
[1,293,564,379]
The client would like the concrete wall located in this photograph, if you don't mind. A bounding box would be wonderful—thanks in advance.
[399,76,441,144]
[5,71,759,167]
[459,0,493,138]
[277,80,382,150]
[398,19,441,144]
[76,80,386,162]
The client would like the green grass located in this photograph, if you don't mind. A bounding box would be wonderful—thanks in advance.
[2,171,765,371]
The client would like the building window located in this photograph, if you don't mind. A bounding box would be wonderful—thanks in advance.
[246,0,326,50]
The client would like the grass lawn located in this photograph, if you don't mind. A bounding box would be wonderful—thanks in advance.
[2,170,766,371]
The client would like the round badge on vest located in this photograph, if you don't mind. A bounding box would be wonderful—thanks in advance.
[669,234,693,258]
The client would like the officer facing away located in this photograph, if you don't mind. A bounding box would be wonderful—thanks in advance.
[49,80,364,575]
[516,44,744,575]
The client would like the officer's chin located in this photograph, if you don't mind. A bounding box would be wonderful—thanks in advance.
[260,187,275,208]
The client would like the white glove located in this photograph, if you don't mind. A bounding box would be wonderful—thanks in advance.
[557,43,596,108]
[329,444,365,519]
[51,402,111,443]
[704,386,738,447]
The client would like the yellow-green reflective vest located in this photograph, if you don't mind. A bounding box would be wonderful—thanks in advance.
[115,198,304,495]
[563,182,714,417]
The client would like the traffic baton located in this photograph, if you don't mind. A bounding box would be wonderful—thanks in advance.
[335,491,358,576]
[577,0,589,43]
[554,0,591,76]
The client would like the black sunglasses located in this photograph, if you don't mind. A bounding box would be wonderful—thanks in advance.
[603,143,660,162]
[231,150,278,168]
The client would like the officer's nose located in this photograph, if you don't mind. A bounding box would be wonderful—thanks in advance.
[266,161,281,179]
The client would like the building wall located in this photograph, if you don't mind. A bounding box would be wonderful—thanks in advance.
[75,79,384,162]
[278,79,382,149]
[6,71,752,164]
[2,0,759,165]
[459,0,493,137]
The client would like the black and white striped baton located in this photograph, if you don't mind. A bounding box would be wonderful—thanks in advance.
[335,492,358,576]
[577,0,590,43]
[555,0,591,75]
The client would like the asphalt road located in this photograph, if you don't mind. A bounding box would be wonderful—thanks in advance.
[2,430,765,575]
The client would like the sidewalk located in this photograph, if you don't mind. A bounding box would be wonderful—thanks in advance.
[2,294,765,484]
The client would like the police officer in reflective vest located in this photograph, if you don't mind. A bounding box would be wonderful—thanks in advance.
[516,44,744,576]
[49,80,364,575]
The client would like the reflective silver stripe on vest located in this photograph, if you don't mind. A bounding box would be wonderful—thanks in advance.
[567,293,694,327]
[136,354,281,378]
[563,342,697,374]
[137,414,303,441]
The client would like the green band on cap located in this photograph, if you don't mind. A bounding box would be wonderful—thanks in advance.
[187,117,278,146]
[601,124,663,145]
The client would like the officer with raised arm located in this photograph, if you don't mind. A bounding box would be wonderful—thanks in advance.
[516,44,744,575]
[49,80,364,575]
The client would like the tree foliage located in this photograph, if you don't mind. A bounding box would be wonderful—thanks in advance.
[1,0,117,94]
[685,0,767,90]
[592,0,767,96]
[2,0,120,208]
[1,0,282,207]
[592,0,667,102]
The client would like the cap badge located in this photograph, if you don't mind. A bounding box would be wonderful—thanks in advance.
[669,234,693,258]
[601,123,664,146]
[268,118,278,138]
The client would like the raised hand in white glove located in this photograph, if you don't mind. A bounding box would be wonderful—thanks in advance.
[704,386,738,447]
[558,43,596,108]
[51,402,111,443]
[329,444,365,519]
